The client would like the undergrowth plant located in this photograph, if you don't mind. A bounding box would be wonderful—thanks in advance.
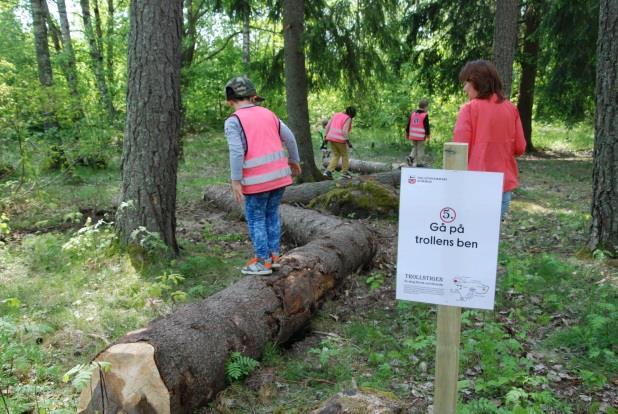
[225,352,259,382]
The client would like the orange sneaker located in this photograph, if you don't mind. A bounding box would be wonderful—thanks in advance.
[270,254,281,269]
[241,257,272,275]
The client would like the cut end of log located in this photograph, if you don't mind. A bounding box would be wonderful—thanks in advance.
[77,342,170,414]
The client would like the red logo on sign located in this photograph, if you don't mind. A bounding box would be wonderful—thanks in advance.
[408,177,416,184]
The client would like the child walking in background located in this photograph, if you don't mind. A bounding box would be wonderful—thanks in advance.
[318,118,330,163]
[223,76,302,275]
[406,99,431,167]
[323,106,357,179]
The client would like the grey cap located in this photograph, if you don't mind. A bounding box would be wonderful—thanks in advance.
[225,76,264,101]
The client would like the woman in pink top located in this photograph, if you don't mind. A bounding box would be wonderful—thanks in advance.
[453,60,527,217]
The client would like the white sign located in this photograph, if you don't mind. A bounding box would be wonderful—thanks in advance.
[396,168,503,310]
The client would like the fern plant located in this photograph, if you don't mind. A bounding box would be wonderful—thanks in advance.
[63,361,112,391]
[225,352,259,382]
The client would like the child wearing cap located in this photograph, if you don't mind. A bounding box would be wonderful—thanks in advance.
[406,99,431,167]
[224,76,302,275]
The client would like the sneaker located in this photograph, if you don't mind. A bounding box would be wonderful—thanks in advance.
[323,170,333,178]
[341,171,353,179]
[270,253,281,269]
[241,258,272,275]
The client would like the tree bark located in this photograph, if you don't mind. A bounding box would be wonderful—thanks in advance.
[242,2,251,72]
[30,0,53,87]
[588,0,618,254]
[80,0,115,121]
[106,0,115,101]
[283,0,323,182]
[282,170,401,205]
[56,0,81,104]
[322,158,396,174]
[516,0,540,152]
[492,0,519,97]
[117,0,182,254]
[78,187,376,413]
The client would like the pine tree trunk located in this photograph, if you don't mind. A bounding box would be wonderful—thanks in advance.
[30,0,53,88]
[106,0,115,102]
[79,187,376,413]
[181,0,198,69]
[30,0,56,130]
[57,0,80,98]
[116,0,182,255]
[516,0,540,153]
[242,3,250,72]
[80,0,115,121]
[589,0,618,254]
[492,0,519,97]
[283,0,323,182]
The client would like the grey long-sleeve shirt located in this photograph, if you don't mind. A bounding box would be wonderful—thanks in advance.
[224,105,300,181]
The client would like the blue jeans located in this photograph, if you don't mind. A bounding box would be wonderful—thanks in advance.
[244,187,285,261]
[501,191,512,218]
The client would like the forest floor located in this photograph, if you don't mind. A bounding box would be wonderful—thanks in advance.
[0,132,616,413]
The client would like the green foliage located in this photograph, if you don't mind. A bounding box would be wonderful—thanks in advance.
[147,272,188,304]
[62,218,118,262]
[62,361,111,391]
[225,351,259,382]
[365,271,385,290]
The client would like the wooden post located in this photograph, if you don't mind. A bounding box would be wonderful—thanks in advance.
[433,142,468,414]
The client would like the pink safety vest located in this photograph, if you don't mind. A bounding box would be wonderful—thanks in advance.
[325,113,352,143]
[408,111,427,141]
[233,106,293,194]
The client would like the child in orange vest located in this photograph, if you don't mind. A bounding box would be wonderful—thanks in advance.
[224,76,302,275]
[406,99,431,167]
[323,106,356,179]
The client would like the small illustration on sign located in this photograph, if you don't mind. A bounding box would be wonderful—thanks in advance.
[439,207,456,223]
[451,277,489,302]
[408,176,417,184]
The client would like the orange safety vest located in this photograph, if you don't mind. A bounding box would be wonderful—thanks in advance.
[325,113,352,143]
[408,111,427,141]
[232,106,293,194]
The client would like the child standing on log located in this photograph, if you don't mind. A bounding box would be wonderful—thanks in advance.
[406,99,431,167]
[224,76,302,275]
[323,106,356,179]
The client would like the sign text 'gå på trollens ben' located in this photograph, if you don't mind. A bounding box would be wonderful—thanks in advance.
[396,168,503,310]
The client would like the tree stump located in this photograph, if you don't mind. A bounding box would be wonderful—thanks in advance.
[77,187,376,413]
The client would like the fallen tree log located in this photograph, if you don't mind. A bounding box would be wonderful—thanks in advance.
[282,169,401,205]
[78,186,376,414]
[322,158,398,174]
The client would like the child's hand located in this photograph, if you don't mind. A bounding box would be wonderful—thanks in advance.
[289,162,302,177]
[231,180,243,203]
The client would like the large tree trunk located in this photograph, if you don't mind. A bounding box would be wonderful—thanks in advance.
[30,0,56,130]
[56,0,81,104]
[322,158,396,174]
[80,0,115,121]
[283,0,323,182]
[78,187,376,413]
[30,0,53,88]
[588,0,617,255]
[282,170,401,205]
[516,0,540,153]
[116,0,182,254]
[492,0,519,97]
